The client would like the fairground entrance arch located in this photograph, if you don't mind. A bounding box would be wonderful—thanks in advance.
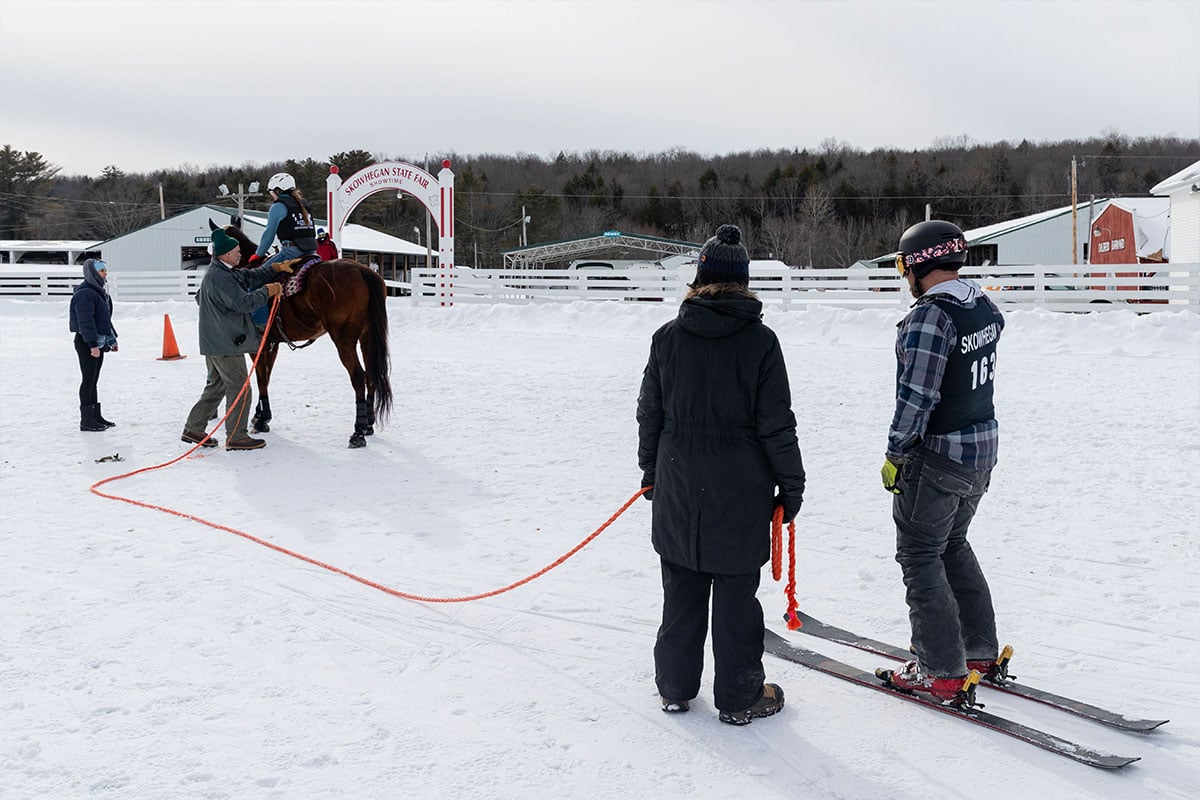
[326,160,455,303]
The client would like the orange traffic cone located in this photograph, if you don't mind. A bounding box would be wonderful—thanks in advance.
[157,314,187,361]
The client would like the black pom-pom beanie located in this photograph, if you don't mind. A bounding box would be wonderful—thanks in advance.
[694,224,750,286]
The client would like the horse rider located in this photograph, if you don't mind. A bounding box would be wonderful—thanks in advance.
[249,172,318,327]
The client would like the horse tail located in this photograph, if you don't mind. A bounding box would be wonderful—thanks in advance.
[362,267,393,422]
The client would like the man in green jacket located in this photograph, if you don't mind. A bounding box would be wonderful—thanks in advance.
[180,227,291,451]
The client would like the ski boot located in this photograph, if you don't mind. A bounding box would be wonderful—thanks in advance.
[969,645,1015,685]
[877,660,981,708]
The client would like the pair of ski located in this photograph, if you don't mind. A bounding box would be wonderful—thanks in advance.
[764,612,1168,769]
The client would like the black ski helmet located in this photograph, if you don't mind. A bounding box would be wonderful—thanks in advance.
[896,220,968,278]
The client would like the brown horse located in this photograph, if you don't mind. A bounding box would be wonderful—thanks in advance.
[208,220,392,448]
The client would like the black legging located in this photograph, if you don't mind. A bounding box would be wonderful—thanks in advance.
[73,333,104,405]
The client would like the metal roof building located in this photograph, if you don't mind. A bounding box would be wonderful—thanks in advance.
[866,198,1177,267]
[1151,160,1200,263]
[502,230,702,269]
[0,240,101,265]
[82,205,430,277]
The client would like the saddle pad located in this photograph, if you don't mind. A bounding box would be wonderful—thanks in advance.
[282,255,323,297]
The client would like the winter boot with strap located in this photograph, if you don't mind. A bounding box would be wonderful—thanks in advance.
[95,402,116,428]
[80,403,106,432]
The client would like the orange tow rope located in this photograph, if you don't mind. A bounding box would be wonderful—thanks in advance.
[771,505,802,630]
[90,294,648,604]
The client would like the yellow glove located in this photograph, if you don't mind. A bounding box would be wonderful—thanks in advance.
[880,459,901,494]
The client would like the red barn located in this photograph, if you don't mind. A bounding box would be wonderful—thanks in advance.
[1087,198,1170,301]
[1089,198,1170,265]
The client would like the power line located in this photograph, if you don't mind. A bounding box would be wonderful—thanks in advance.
[460,190,1082,201]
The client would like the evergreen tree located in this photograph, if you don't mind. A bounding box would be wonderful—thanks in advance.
[0,146,60,238]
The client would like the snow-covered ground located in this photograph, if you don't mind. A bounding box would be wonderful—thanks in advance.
[2,296,1198,799]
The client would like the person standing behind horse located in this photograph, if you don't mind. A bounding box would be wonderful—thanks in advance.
[249,172,318,327]
[69,258,118,432]
[180,227,292,451]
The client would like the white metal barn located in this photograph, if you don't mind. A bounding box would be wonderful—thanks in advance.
[965,201,1106,265]
[95,206,267,272]
[1152,159,1200,263]
[91,205,429,276]
[870,198,1170,267]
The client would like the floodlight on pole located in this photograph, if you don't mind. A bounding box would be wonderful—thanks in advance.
[217,181,263,228]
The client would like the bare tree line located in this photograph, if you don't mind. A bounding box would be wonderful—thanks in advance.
[3,131,1195,267]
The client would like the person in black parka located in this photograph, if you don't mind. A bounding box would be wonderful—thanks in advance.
[637,224,806,725]
[68,258,119,431]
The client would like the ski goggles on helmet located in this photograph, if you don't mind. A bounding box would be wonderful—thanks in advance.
[895,237,967,276]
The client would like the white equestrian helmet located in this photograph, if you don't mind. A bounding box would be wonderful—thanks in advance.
[267,172,296,193]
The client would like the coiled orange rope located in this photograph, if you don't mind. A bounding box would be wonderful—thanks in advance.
[770,505,802,630]
[89,294,648,604]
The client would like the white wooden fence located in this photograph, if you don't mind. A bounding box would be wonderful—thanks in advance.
[409,264,1200,312]
[0,267,203,301]
[4,264,1199,312]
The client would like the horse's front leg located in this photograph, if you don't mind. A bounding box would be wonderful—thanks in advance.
[252,342,279,433]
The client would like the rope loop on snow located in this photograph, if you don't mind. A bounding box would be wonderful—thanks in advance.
[90,300,648,605]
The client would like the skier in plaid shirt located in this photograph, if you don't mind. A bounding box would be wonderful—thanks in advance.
[876,220,1007,704]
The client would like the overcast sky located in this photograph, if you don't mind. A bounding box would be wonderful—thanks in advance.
[2,0,1197,177]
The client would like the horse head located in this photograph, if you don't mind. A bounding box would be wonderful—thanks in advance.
[208,218,257,268]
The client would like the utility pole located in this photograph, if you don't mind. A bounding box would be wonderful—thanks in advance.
[218,181,262,227]
[1070,157,1078,265]
[521,205,529,248]
[158,183,165,220]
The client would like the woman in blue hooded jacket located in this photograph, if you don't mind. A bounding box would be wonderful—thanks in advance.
[68,258,118,431]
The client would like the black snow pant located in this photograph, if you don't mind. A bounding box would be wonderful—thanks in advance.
[893,448,999,678]
[74,332,104,405]
[654,557,765,713]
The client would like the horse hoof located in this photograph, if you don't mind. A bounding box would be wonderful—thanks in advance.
[252,420,270,434]
[349,433,366,448]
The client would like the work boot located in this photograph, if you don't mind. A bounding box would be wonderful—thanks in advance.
[181,428,219,448]
[226,435,266,451]
[718,683,784,725]
[80,403,106,432]
[95,403,116,428]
